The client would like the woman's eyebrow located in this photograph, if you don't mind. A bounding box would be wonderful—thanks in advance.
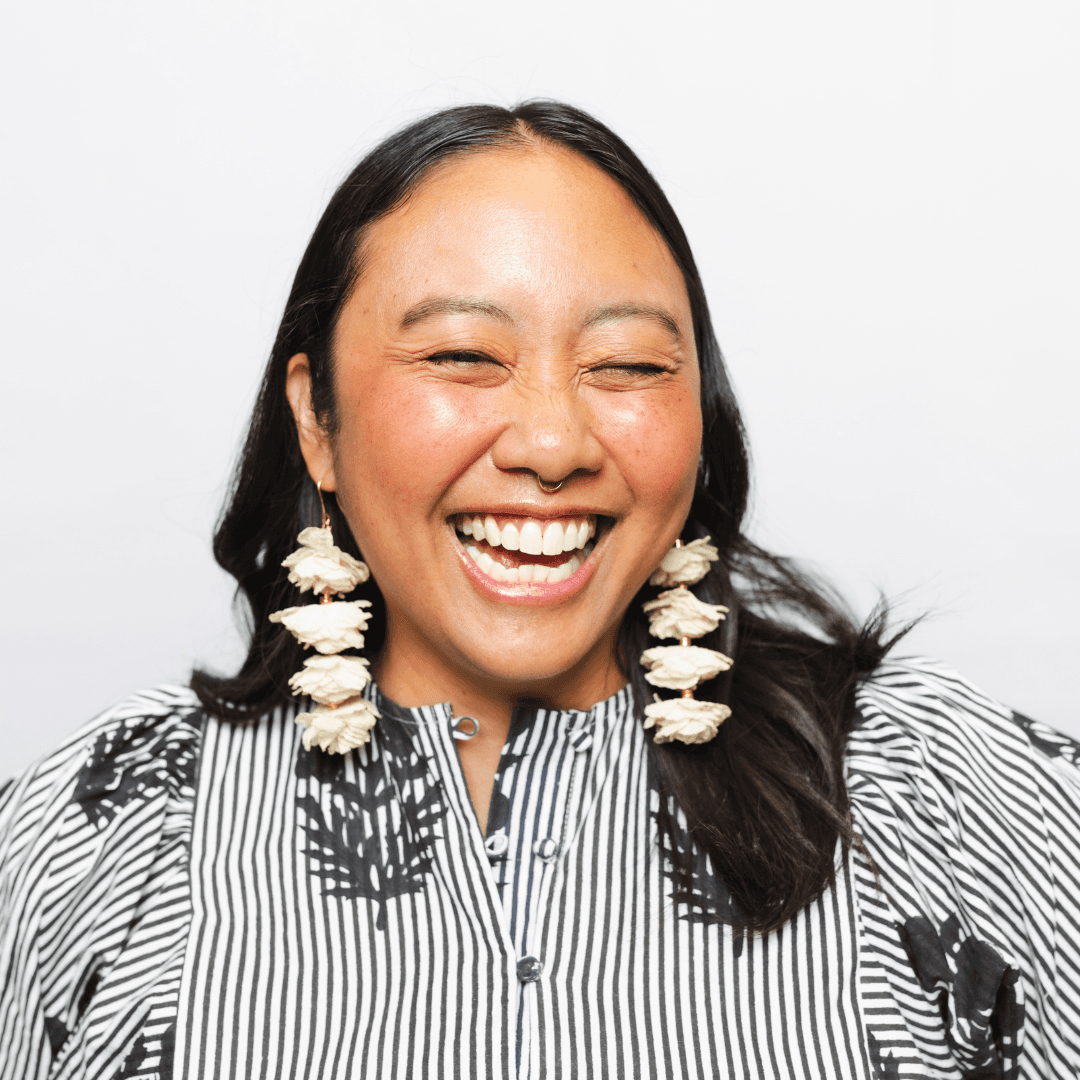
[581,303,683,341]
[399,296,516,329]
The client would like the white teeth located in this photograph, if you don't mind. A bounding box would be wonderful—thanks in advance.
[519,520,544,556]
[457,514,598,557]
[500,522,520,550]
[542,521,565,556]
[464,543,587,586]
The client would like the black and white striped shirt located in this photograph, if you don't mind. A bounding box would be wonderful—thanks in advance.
[1,657,1078,1078]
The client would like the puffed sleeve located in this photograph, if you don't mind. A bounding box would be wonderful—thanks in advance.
[846,658,1080,1080]
[0,688,202,1080]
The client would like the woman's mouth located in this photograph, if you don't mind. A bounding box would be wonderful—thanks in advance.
[452,513,598,584]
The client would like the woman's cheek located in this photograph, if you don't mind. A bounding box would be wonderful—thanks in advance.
[595,391,701,504]
[347,376,498,500]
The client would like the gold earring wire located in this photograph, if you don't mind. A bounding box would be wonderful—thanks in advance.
[316,480,331,529]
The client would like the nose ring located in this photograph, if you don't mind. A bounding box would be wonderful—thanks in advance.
[536,475,564,494]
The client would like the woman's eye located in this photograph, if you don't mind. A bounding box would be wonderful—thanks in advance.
[589,362,672,382]
[426,350,499,367]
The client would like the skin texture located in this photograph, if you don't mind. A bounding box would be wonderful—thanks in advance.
[287,144,702,829]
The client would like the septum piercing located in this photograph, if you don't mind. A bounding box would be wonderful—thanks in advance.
[536,475,564,494]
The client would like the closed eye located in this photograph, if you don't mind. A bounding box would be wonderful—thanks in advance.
[425,350,502,367]
[586,362,675,384]
[600,363,669,376]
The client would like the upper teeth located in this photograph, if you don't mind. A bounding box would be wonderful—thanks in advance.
[456,514,595,555]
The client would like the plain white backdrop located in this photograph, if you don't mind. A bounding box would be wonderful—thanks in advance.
[2,1,1077,778]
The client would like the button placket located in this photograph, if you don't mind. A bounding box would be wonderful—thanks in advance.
[425,702,519,972]
[518,714,593,971]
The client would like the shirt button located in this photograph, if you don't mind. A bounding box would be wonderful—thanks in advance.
[532,838,559,862]
[485,832,509,860]
[568,730,593,752]
[517,956,543,983]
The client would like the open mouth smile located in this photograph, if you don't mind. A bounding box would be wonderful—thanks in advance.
[452,513,599,585]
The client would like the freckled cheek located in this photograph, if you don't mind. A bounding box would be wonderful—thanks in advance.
[595,394,702,506]
[342,380,497,504]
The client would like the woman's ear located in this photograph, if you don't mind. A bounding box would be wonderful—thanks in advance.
[285,353,337,491]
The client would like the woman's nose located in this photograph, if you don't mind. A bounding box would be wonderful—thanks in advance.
[489,382,605,486]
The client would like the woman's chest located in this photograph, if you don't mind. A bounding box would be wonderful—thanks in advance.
[166,703,870,1080]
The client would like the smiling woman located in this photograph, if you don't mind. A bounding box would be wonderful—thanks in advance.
[2,102,1079,1080]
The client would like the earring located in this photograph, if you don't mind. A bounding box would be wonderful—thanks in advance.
[640,537,733,745]
[269,483,380,754]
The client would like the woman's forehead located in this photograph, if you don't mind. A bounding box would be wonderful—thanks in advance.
[355,147,689,323]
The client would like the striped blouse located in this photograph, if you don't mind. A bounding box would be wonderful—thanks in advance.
[1,657,1078,1079]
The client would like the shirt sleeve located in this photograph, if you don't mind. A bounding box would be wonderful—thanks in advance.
[0,688,202,1080]
[847,657,1080,1080]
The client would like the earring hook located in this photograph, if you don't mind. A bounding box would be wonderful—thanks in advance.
[316,480,331,530]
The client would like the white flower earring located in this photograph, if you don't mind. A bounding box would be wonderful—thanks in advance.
[640,537,733,745]
[269,482,381,754]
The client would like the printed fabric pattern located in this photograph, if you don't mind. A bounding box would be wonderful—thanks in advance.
[848,660,1080,1079]
[0,687,203,1080]
[0,661,1077,1078]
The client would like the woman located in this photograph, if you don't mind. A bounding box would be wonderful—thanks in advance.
[1,101,1077,1080]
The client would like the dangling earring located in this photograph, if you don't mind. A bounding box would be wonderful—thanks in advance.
[640,537,733,744]
[269,482,380,754]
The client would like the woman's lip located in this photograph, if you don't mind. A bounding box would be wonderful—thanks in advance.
[452,525,604,606]
[449,505,611,521]
[457,546,599,605]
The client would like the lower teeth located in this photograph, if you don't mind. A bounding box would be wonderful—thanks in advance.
[463,543,592,584]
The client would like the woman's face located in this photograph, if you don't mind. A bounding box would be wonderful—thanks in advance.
[289,145,702,705]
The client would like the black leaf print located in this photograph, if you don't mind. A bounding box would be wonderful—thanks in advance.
[655,811,742,941]
[866,1031,902,1080]
[649,758,742,947]
[898,913,1024,1079]
[1010,711,1080,767]
[294,723,447,931]
[44,1016,69,1056]
[72,714,201,829]
[115,1021,175,1079]
[75,962,103,1021]
[485,788,511,837]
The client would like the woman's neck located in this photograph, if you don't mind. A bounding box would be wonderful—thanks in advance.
[371,618,626,832]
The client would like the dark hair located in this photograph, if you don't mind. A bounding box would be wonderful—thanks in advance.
[192,100,903,932]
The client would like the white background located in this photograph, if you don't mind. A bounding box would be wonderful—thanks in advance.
[2,1,1077,778]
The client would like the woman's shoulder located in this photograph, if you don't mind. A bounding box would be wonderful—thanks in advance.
[849,653,1079,783]
[847,654,1080,848]
[0,683,205,865]
[0,686,204,1079]
[847,658,1080,1075]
